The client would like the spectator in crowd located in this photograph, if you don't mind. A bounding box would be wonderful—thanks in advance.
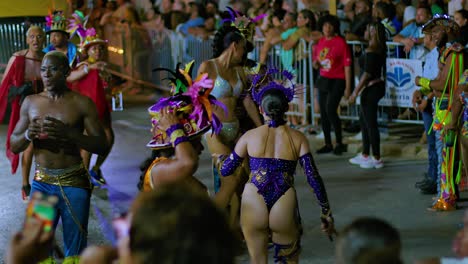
[413,33,440,195]
[188,15,217,40]
[259,0,287,36]
[88,0,108,36]
[99,0,118,40]
[373,1,397,40]
[160,0,174,29]
[313,14,352,155]
[449,0,463,16]
[247,0,268,25]
[430,0,445,15]
[112,0,133,23]
[177,2,206,36]
[205,1,221,28]
[345,0,372,41]
[259,12,296,65]
[113,6,152,93]
[281,10,318,126]
[348,22,387,169]
[401,0,416,27]
[454,9,468,46]
[335,217,403,264]
[393,6,432,61]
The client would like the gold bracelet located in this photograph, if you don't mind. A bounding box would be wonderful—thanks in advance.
[419,78,431,95]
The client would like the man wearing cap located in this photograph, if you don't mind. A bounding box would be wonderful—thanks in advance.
[0,26,46,202]
[43,10,79,67]
[415,14,466,211]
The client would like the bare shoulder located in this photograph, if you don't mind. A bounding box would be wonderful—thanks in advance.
[13,49,28,57]
[289,127,309,146]
[70,90,95,108]
[198,60,214,75]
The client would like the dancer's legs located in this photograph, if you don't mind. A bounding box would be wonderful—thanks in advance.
[241,183,270,264]
[92,124,115,171]
[270,188,301,264]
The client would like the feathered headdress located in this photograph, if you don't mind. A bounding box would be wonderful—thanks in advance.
[45,10,68,34]
[251,67,296,105]
[67,11,107,52]
[222,7,266,47]
[147,61,226,149]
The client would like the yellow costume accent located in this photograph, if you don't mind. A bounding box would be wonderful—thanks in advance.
[143,157,168,191]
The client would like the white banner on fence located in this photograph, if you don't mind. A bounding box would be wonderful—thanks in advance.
[379,59,422,108]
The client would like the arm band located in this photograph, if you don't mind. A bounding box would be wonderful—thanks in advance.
[24,129,31,141]
[219,151,244,177]
[169,128,188,148]
[299,153,331,215]
[419,77,431,95]
[167,123,184,137]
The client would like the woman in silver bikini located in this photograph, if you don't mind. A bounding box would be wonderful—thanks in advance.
[198,23,262,212]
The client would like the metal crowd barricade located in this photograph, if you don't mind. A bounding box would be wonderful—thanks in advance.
[182,35,213,75]
[308,40,424,126]
[252,38,311,125]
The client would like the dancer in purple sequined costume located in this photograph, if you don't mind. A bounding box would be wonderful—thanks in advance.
[215,69,335,264]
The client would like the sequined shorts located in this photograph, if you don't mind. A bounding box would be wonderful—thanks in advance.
[34,163,92,190]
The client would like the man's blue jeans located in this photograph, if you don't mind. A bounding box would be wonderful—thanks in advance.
[31,180,91,257]
[422,110,438,184]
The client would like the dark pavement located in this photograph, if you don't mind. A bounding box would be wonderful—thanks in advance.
[0,104,465,263]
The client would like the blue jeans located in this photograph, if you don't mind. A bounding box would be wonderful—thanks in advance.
[31,180,91,257]
[422,110,438,184]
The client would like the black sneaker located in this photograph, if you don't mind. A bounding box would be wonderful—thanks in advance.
[333,144,347,155]
[420,181,437,195]
[316,145,333,154]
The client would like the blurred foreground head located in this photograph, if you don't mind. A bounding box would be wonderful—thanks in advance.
[128,184,241,264]
[335,217,402,264]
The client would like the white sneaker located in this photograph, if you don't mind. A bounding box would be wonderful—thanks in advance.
[360,157,384,169]
[349,153,369,165]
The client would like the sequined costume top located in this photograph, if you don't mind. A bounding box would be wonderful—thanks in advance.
[211,60,242,99]
[220,151,331,214]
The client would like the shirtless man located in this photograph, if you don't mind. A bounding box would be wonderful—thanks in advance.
[10,51,108,262]
[0,26,45,201]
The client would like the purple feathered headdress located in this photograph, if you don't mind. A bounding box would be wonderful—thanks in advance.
[251,67,296,105]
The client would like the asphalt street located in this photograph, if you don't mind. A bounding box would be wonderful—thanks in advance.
[0,105,465,263]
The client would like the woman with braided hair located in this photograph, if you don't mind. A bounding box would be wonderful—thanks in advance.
[198,22,262,210]
[215,69,336,263]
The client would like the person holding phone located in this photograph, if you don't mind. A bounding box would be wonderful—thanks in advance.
[9,51,109,262]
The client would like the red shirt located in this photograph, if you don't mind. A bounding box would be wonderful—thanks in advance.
[313,36,351,79]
